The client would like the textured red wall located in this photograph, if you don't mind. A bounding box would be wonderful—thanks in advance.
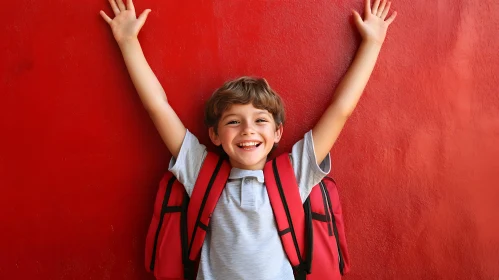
[1,0,498,279]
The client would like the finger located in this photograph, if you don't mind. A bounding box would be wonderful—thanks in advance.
[127,0,135,11]
[385,11,397,25]
[372,0,380,15]
[108,0,120,15]
[381,1,391,19]
[137,9,152,28]
[116,0,126,11]
[377,0,387,17]
[365,0,371,15]
[352,10,364,28]
[100,10,113,24]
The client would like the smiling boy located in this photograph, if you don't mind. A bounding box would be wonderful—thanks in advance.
[100,0,396,279]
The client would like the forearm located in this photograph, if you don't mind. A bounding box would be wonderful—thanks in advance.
[329,39,381,116]
[119,38,167,112]
[100,3,186,158]
[312,40,382,163]
[311,0,396,163]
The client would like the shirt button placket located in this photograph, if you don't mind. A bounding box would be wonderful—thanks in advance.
[241,177,256,210]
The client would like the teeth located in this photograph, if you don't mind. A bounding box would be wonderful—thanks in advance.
[238,142,260,147]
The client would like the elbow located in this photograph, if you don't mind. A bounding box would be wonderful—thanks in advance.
[341,109,353,119]
[145,97,169,115]
[336,106,354,119]
[329,102,354,120]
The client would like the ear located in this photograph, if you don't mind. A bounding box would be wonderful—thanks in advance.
[209,127,222,146]
[274,124,284,143]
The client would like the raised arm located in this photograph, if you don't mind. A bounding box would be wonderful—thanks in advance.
[100,0,186,158]
[312,0,397,164]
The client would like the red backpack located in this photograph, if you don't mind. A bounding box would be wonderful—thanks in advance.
[145,152,350,280]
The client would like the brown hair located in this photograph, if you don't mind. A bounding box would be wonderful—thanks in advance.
[204,76,285,134]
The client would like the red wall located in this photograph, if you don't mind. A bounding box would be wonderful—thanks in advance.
[1,0,498,279]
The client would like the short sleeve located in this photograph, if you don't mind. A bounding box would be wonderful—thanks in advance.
[290,130,331,202]
[168,130,208,197]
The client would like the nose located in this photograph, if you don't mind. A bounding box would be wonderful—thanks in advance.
[241,121,256,135]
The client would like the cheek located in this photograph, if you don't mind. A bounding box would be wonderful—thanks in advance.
[219,130,235,143]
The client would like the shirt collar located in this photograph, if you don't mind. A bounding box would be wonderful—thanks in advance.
[228,168,265,183]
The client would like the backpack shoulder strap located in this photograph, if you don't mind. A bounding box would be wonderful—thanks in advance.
[264,154,309,279]
[186,152,230,265]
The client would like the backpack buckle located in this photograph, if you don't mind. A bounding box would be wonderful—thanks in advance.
[183,260,195,280]
[293,263,309,280]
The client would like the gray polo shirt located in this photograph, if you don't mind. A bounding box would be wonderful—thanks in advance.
[169,130,331,280]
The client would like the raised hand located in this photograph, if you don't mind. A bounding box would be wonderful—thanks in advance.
[100,0,151,45]
[352,0,397,45]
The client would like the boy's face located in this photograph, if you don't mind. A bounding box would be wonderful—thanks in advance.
[209,103,283,170]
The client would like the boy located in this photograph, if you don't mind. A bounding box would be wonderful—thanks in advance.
[100,0,396,279]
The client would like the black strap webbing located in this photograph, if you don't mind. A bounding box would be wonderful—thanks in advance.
[293,264,308,280]
[303,197,313,274]
[181,192,190,276]
[183,259,196,280]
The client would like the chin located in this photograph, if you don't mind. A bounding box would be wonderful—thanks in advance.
[231,157,266,170]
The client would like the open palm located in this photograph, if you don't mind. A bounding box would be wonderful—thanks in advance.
[353,0,397,44]
[100,0,151,45]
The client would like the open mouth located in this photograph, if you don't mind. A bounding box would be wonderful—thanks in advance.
[237,142,262,149]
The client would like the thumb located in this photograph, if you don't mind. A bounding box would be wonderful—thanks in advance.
[352,10,363,28]
[138,9,152,27]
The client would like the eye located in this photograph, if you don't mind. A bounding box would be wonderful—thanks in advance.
[226,120,239,125]
[256,118,268,123]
